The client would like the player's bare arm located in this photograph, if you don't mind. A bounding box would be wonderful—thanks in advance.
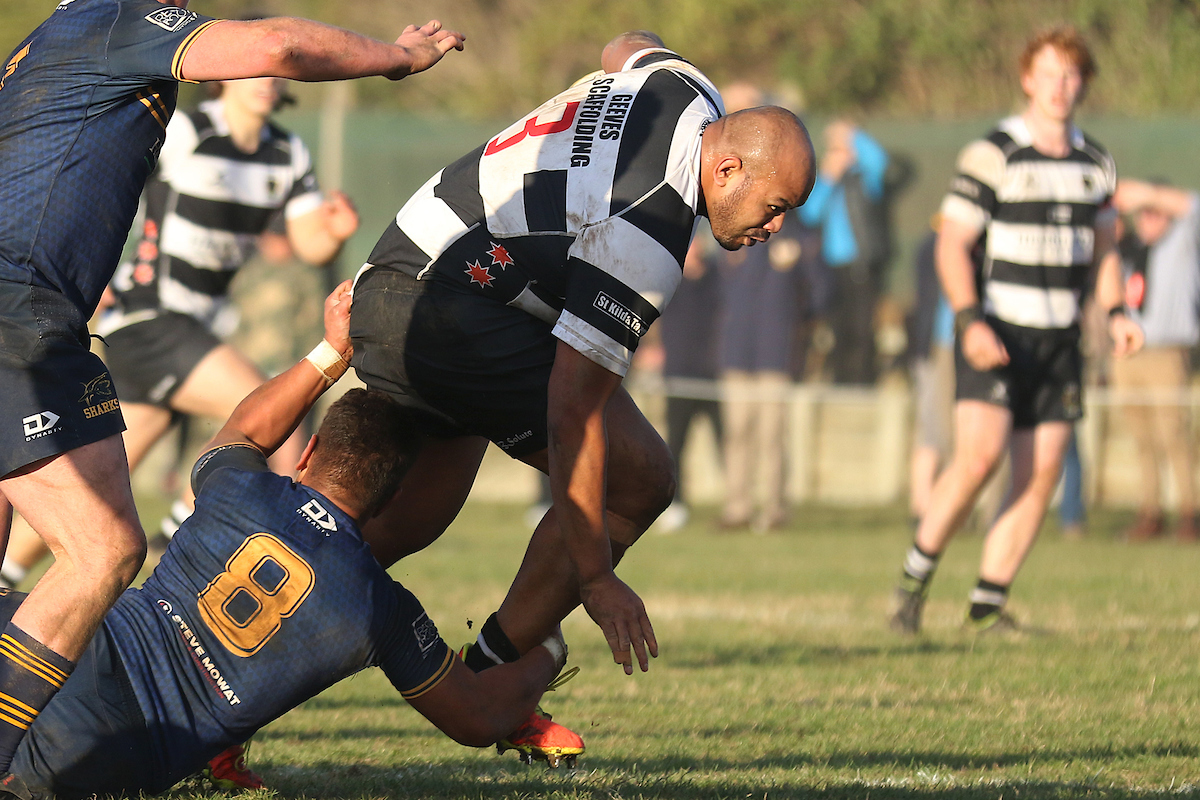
[546,342,658,675]
[203,280,354,456]
[288,191,360,266]
[180,18,464,83]
[407,645,560,747]
[1091,211,1145,359]
[937,217,1009,370]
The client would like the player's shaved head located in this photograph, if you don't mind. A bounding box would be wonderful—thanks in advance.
[710,106,815,190]
[700,106,816,250]
[601,30,666,74]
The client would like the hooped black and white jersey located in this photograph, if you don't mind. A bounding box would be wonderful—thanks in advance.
[360,49,723,376]
[103,98,322,334]
[940,116,1116,330]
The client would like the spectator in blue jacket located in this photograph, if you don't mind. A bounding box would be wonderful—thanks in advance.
[800,121,891,384]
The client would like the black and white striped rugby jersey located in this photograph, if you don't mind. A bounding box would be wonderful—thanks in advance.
[103,98,322,334]
[940,115,1116,330]
[359,48,724,376]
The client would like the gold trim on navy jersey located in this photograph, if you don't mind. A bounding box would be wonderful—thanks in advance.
[400,647,454,700]
[137,89,169,128]
[171,19,221,82]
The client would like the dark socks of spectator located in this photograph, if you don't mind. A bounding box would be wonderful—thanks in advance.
[968,579,1010,620]
[0,624,74,771]
[462,613,520,673]
[900,541,941,594]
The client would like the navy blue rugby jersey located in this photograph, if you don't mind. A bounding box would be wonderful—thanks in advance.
[0,0,217,316]
[102,444,453,792]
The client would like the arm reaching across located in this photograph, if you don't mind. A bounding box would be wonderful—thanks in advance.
[406,642,562,747]
[181,18,465,83]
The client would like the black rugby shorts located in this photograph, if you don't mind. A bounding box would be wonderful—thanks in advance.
[955,317,1083,429]
[103,312,222,407]
[350,267,557,457]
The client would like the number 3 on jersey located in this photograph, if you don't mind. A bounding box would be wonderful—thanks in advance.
[198,533,315,657]
[484,101,579,155]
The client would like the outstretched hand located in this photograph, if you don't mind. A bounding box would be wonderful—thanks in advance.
[580,572,658,675]
[390,20,465,79]
[323,279,354,359]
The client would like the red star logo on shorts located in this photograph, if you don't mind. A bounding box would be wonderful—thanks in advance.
[487,242,514,270]
[465,259,494,287]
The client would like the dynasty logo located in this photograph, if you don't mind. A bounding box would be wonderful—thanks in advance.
[298,499,337,533]
[22,412,60,441]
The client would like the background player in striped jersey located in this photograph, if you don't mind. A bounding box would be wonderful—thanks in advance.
[348,30,814,751]
[3,68,361,585]
[890,26,1144,634]
[0,0,463,774]
[0,282,568,800]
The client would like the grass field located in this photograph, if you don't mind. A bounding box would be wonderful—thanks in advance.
[149,501,1200,800]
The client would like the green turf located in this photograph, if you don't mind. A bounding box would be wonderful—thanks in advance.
[150,502,1199,800]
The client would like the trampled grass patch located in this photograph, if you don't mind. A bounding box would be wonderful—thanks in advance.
[168,503,1199,799]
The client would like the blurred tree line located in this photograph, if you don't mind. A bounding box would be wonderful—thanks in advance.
[3,0,1199,117]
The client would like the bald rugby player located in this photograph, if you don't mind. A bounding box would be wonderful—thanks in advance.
[346,29,815,755]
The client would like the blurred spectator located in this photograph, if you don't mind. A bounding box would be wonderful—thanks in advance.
[799,120,891,384]
[704,83,805,532]
[656,230,723,532]
[1110,178,1200,542]
[715,212,808,532]
[907,217,955,523]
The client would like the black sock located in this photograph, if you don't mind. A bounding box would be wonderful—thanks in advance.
[462,613,520,673]
[899,541,941,594]
[0,624,75,771]
[968,579,1010,620]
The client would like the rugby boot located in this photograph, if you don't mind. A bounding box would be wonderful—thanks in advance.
[888,580,927,635]
[966,609,1019,635]
[0,772,39,800]
[203,742,265,791]
[496,707,584,769]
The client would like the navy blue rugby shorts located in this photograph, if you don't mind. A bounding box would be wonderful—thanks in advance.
[0,282,125,478]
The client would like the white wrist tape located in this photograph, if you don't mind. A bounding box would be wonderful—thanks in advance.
[540,634,567,671]
[304,339,348,387]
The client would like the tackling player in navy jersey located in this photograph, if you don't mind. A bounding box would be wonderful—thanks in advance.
[0,282,566,800]
[349,30,815,755]
[0,0,464,772]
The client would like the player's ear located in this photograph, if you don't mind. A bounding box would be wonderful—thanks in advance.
[296,434,319,475]
[714,155,743,187]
